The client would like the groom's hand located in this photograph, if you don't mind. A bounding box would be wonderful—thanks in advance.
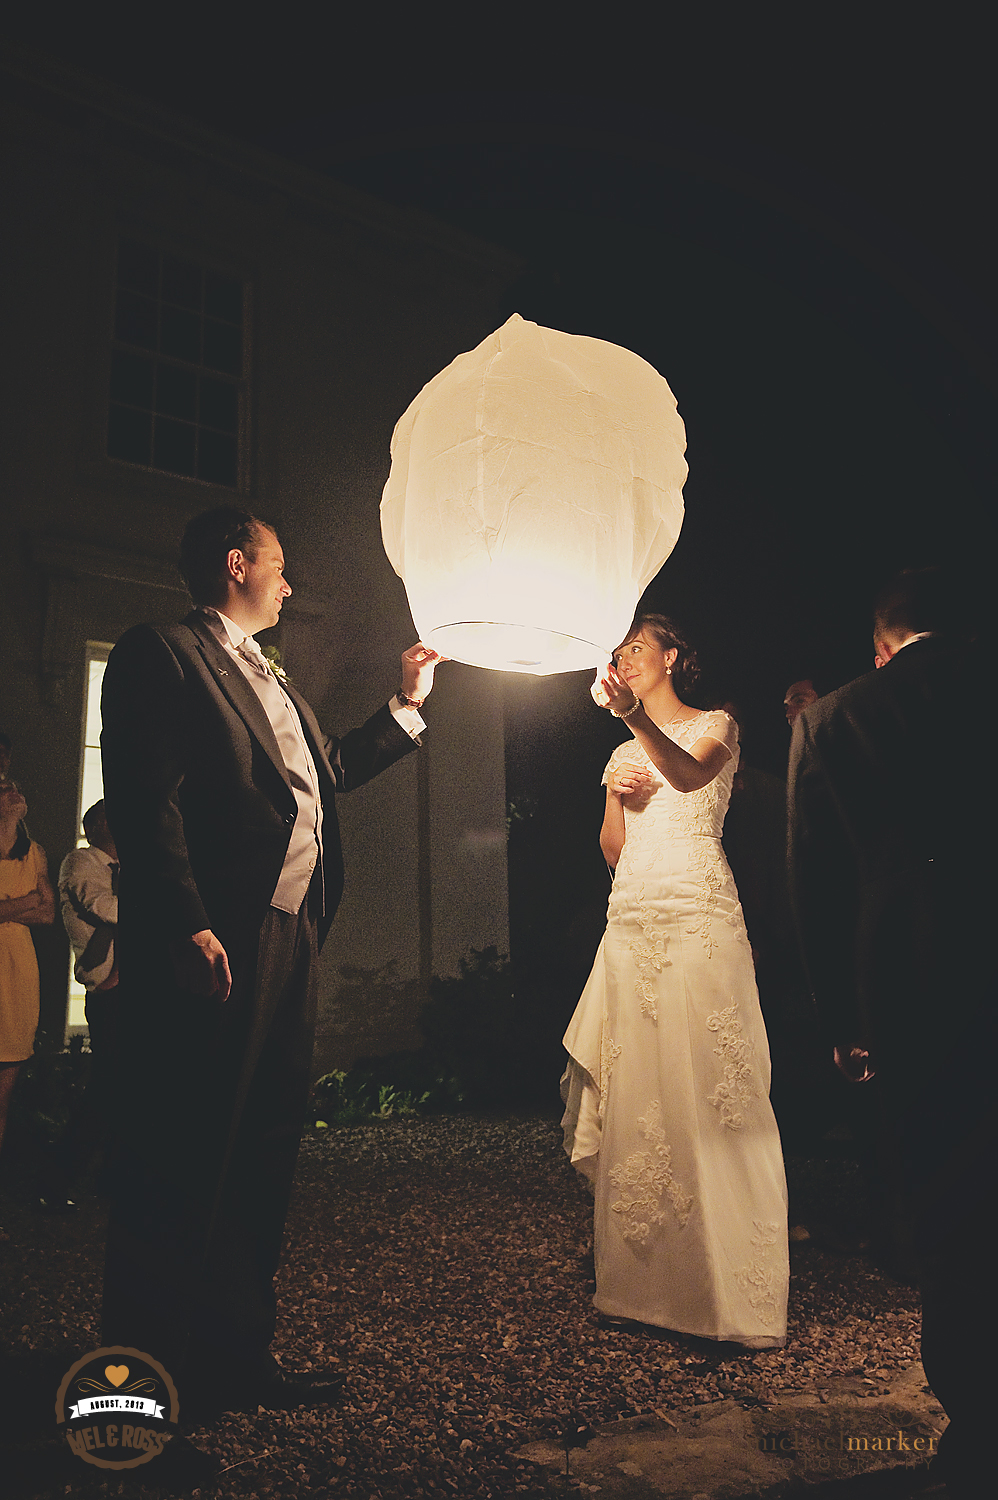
[172,929,232,1001]
[401,642,445,703]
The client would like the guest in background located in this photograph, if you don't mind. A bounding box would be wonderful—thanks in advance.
[0,783,55,1156]
[788,568,991,1497]
[783,679,818,727]
[51,800,121,1203]
[59,800,119,997]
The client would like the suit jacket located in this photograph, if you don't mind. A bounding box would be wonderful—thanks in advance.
[787,634,988,1094]
[101,611,417,982]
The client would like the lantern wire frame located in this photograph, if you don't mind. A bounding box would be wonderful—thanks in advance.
[421,621,611,675]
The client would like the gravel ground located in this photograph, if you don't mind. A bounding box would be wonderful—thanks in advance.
[0,1114,922,1498]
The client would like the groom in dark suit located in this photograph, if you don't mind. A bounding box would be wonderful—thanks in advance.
[788,568,992,1497]
[100,506,441,1416]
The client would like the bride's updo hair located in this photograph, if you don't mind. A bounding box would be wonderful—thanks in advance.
[614,613,701,700]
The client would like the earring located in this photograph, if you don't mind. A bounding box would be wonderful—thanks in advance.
[666,667,672,675]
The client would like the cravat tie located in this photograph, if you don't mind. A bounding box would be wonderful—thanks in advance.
[236,637,272,677]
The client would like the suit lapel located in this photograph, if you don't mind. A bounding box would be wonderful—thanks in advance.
[182,613,292,791]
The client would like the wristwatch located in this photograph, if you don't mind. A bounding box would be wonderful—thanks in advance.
[396,688,424,710]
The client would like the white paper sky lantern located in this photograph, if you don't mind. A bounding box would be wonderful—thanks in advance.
[380,313,687,674]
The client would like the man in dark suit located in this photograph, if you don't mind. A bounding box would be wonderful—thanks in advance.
[788,568,992,1497]
[100,506,441,1418]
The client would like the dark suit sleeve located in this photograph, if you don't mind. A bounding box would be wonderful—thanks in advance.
[315,703,418,794]
[101,625,211,940]
[787,712,864,1047]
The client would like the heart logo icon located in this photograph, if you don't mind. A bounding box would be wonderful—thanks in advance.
[105,1365,129,1387]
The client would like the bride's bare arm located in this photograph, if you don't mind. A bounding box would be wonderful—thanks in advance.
[629,719,731,792]
[596,669,730,793]
[600,786,626,870]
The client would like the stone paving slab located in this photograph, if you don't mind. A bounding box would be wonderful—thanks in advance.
[516,1362,947,1498]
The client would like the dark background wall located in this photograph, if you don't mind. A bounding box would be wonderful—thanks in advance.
[0,49,513,1052]
[2,10,993,1045]
[5,15,990,733]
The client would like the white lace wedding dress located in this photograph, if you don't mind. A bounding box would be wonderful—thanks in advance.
[562,710,788,1346]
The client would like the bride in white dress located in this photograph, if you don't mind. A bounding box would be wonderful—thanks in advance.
[562,614,788,1347]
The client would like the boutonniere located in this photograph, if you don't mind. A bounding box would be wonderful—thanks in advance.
[262,647,290,684]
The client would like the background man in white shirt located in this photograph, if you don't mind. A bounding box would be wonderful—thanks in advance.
[49,801,120,1209]
[59,799,119,995]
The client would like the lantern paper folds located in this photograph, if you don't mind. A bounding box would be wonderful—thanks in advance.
[380,314,687,674]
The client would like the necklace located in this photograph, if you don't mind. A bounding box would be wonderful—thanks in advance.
[660,707,700,732]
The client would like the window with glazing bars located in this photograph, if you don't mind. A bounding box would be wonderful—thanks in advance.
[107,238,244,488]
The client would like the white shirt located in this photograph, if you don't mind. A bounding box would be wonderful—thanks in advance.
[203,610,424,915]
[895,631,936,652]
[58,844,117,990]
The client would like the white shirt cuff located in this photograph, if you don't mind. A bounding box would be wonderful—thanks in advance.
[389,697,426,739]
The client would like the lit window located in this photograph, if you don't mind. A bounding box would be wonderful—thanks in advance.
[107,238,244,488]
[67,645,111,1035]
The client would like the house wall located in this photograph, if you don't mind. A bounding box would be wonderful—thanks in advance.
[0,50,515,1063]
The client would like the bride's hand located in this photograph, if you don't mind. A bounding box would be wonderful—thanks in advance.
[608,766,655,801]
[591,670,612,708]
[591,664,638,717]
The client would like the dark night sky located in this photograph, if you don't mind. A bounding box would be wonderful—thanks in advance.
[5,10,995,951]
[7,10,993,755]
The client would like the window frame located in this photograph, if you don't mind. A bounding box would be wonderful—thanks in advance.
[66,641,113,1038]
[105,235,250,493]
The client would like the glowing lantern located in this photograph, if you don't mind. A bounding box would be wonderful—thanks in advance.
[381,313,687,674]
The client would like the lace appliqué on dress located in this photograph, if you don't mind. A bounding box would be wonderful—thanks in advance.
[685,836,725,956]
[705,1003,756,1129]
[630,880,670,1021]
[608,1100,693,1241]
[735,1221,783,1327]
[600,1032,622,1097]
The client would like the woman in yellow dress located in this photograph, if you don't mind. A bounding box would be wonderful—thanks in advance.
[0,782,56,1154]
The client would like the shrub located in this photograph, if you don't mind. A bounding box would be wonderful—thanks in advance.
[308,1064,450,1128]
[304,946,569,1124]
[417,947,567,1110]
